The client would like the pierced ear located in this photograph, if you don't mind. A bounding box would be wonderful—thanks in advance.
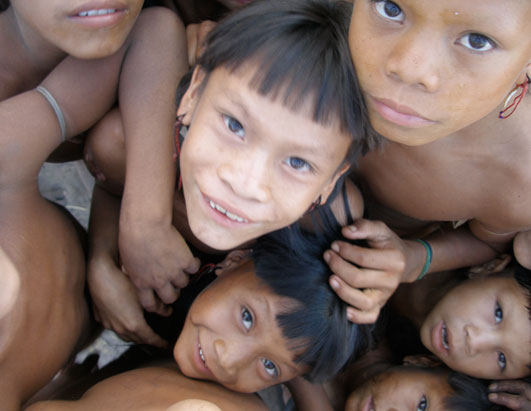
[403,354,442,368]
[177,66,207,126]
[215,249,251,277]
[319,162,351,204]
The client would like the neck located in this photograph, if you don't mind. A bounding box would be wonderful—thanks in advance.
[2,7,65,78]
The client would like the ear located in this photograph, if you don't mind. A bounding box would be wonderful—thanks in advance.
[403,354,443,368]
[468,254,512,278]
[215,249,251,277]
[177,66,207,126]
[319,162,351,204]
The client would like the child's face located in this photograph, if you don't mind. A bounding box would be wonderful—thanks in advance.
[173,258,307,393]
[10,0,143,58]
[345,366,452,411]
[349,0,531,145]
[178,65,351,250]
[420,274,531,379]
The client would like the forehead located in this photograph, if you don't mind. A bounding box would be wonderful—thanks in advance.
[199,64,351,155]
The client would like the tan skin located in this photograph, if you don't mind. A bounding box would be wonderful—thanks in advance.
[25,364,267,411]
[324,0,531,324]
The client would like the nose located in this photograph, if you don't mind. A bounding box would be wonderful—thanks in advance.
[385,28,441,92]
[218,150,271,202]
[213,337,248,378]
[464,324,496,355]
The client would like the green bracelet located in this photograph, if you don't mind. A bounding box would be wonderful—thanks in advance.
[414,239,432,281]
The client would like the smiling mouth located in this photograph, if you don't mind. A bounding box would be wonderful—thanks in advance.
[198,343,207,366]
[208,199,249,223]
[442,324,449,351]
[77,8,117,16]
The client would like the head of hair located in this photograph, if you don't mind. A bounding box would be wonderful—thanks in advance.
[511,262,531,370]
[445,372,510,411]
[0,0,9,12]
[250,223,372,383]
[195,0,379,164]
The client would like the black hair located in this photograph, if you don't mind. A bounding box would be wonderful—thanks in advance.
[512,263,531,370]
[195,0,379,164]
[445,372,510,411]
[251,218,372,382]
[0,0,9,12]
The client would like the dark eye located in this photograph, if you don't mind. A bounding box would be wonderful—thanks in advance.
[261,358,279,378]
[457,33,494,52]
[417,395,428,411]
[374,0,404,22]
[498,352,506,371]
[494,302,503,324]
[241,307,253,331]
[223,115,245,138]
[285,157,311,172]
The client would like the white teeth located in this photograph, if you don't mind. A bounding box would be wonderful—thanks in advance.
[208,200,248,223]
[78,8,116,17]
[442,325,449,350]
[199,345,205,363]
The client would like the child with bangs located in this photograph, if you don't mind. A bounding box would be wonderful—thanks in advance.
[323,0,531,325]
[84,0,381,344]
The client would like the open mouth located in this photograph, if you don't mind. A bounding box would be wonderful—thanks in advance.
[198,343,207,366]
[208,199,248,223]
[77,8,117,16]
[442,323,449,351]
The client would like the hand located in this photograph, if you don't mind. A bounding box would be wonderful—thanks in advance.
[186,20,217,66]
[489,380,531,410]
[324,219,425,324]
[87,255,169,348]
[119,222,200,314]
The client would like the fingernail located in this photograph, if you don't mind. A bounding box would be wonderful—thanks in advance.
[323,251,331,263]
[348,225,357,234]
[346,308,355,321]
[488,393,497,400]
[331,242,340,252]
[489,383,497,391]
[330,277,339,290]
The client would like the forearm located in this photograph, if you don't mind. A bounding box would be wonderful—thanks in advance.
[88,186,121,264]
[403,225,500,282]
[120,8,188,229]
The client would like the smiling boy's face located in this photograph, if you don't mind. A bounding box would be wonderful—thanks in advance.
[177,64,351,250]
[173,256,307,393]
[10,0,143,58]
[348,0,531,146]
[420,274,531,379]
[346,366,452,411]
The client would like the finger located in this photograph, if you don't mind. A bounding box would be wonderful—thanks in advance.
[329,275,382,312]
[346,306,380,325]
[184,256,201,275]
[137,288,160,313]
[156,282,180,305]
[341,219,394,243]
[136,324,169,349]
[488,392,526,410]
[490,380,530,395]
[169,271,190,289]
[331,241,405,272]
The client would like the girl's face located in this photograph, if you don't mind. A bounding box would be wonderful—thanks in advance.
[178,65,351,250]
[420,274,531,379]
[349,0,531,145]
[174,258,306,393]
[10,0,143,58]
[345,366,452,411]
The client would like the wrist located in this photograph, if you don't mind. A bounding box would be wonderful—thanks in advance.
[404,239,431,283]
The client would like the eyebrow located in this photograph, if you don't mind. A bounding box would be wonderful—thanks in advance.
[219,89,252,123]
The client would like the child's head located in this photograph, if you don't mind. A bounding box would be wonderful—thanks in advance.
[174,230,371,393]
[176,0,376,250]
[8,0,143,58]
[420,265,531,380]
[345,363,495,411]
[348,0,531,146]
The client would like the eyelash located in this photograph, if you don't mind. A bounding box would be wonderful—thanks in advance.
[241,307,280,379]
[497,352,506,371]
[370,0,404,23]
[417,395,428,411]
[284,157,314,173]
[457,33,496,53]
[223,114,245,138]
[494,301,506,371]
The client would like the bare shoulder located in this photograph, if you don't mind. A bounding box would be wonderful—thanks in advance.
[29,366,268,411]
[131,6,186,39]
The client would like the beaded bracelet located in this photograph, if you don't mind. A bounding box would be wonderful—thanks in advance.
[414,239,432,281]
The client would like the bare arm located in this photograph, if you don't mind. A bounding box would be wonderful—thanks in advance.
[286,378,334,411]
[117,7,200,312]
